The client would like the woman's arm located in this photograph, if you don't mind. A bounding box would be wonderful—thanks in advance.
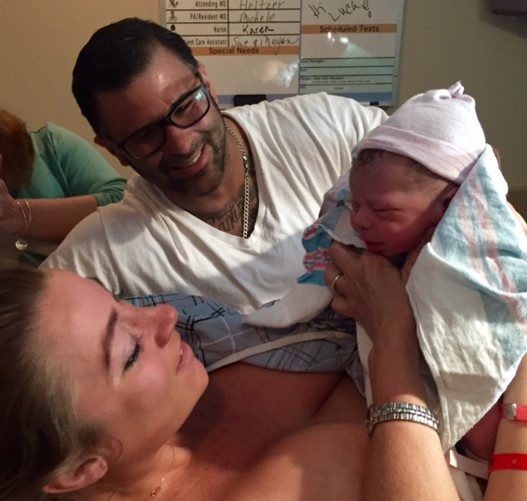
[0,125,126,244]
[485,355,527,499]
[35,124,126,205]
[0,189,99,242]
[363,323,459,501]
[325,243,460,500]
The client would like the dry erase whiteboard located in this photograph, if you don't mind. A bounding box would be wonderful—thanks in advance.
[162,0,404,106]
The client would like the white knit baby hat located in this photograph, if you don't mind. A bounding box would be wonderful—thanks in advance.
[356,81,486,184]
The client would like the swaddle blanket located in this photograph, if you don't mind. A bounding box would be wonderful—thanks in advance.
[245,170,361,327]
[246,144,527,453]
[409,144,527,450]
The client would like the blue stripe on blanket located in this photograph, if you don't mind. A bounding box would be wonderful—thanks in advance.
[434,150,527,367]
[411,145,527,450]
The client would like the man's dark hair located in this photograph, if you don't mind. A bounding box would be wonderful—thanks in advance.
[72,17,199,132]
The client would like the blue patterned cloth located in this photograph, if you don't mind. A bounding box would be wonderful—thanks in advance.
[126,293,363,391]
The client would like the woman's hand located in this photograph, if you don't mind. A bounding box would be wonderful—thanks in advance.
[334,240,459,500]
[0,159,25,236]
[504,353,527,403]
[324,243,415,344]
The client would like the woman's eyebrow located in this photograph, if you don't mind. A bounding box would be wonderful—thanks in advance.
[87,277,121,300]
[87,276,105,287]
[102,308,119,372]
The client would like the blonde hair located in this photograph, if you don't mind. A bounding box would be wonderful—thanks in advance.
[0,110,35,195]
[0,262,103,501]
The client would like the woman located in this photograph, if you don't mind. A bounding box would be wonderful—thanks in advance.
[325,241,527,500]
[0,110,126,264]
[0,262,368,501]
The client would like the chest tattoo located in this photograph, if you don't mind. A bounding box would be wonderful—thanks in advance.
[201,173,259,236]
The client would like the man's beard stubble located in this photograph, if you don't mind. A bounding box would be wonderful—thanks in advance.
[159,108,227,197]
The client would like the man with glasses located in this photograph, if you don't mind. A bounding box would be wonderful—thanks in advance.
[39,19,386,497]
[41,17,387,314]
[115,78,210,162]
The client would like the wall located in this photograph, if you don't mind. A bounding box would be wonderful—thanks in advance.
[397,0,527,214]
[0,0,158,177]
[1,1,526,205]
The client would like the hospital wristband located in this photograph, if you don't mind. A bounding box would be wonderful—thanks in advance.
[490,453,527,472]
[366,402,439,436]
[500,403,527,422]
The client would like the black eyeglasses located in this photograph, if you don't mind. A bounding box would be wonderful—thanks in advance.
[117,78,211,160]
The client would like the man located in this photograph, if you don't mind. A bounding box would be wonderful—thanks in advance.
[41,17,387,313]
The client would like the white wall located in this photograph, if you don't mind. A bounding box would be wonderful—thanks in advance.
[397,1,527,191]
[0,0,159,177]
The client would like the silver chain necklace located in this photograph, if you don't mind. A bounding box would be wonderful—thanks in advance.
[225,124,251,239]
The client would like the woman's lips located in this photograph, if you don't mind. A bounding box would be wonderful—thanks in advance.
[176,342,192,373]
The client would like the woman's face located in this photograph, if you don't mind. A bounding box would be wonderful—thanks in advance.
[37,269,208,460]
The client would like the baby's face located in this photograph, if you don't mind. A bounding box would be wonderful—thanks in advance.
[349,152,445,258]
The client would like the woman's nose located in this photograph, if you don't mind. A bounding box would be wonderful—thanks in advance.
[151,304,179,348]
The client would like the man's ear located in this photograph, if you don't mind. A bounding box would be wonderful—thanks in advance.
[198,63,219,105]
[43,456,108,495]
[94,135,130,167]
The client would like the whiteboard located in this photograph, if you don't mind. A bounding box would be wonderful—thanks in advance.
[162,0,404,106]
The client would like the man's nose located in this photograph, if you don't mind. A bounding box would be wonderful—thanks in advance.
[163,124,196,155]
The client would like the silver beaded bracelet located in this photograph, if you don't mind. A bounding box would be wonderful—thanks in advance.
[366,402,440,436]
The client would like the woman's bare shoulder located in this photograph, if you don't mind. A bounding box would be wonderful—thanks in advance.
[176,365,367,500]
[226,422,367,500]
[224,375,368,501]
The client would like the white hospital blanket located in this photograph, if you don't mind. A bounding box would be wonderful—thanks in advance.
[408,144,527,450]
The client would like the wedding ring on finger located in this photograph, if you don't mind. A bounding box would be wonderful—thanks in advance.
[330,272,344,293]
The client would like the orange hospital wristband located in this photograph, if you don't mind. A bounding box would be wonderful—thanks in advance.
[490,453,527,472]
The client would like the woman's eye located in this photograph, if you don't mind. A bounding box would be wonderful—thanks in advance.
[124,338,143,371]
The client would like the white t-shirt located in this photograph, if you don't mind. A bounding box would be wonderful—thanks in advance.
[42,93,386,313]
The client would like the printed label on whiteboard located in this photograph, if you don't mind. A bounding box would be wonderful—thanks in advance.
[165,0,301,56]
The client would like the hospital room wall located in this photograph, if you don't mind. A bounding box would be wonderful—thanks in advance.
[0,1,526,214]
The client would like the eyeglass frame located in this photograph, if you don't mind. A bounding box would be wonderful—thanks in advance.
[114,75,211,160]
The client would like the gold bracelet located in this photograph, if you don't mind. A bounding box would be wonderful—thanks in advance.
[15,199,31,251]
[22,199,32,231]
